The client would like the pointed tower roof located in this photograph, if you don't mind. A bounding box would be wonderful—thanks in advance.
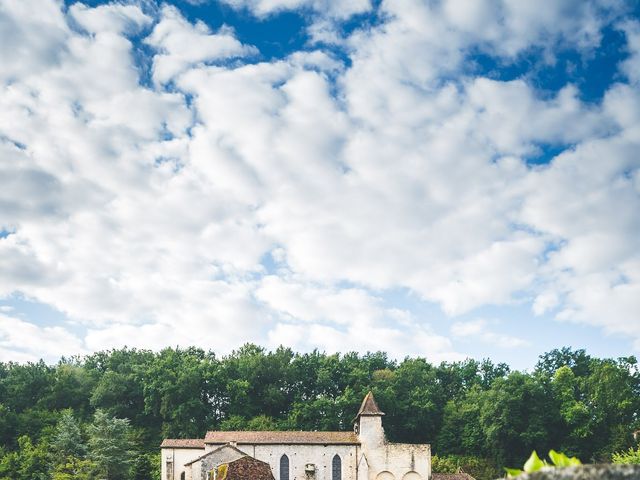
[357,391,385,416]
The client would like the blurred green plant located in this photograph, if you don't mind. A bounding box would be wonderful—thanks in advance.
[505,450,581,477]
[612,446,640,464]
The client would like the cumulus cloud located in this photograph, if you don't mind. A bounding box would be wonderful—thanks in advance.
[0,0,639,363]
[441,0,615,55]
[620,21,640,84]
[0,313,86,363]
[146,6,257,84]
[451,319,530,349]
[256,276,462,361]
[0,0,69,84]
[218,0,371,19]
[69,2,151,34]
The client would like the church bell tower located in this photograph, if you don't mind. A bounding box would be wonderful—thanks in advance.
[355,391,385,447]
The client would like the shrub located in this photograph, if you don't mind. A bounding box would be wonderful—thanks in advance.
[612,447,640,464]
[432,454,500,480]
[432,455,458,474]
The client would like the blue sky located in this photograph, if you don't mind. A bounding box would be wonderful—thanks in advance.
[1,0,639,370]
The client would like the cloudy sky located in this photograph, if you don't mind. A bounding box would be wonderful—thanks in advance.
[1,0,639,369]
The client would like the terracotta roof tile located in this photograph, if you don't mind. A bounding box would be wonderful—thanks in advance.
[357,391,385,416]
[217,456,275,480]
[160,438,205,449]
[204,431,360,445]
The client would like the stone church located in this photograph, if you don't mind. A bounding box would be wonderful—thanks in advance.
[161,392,431,480]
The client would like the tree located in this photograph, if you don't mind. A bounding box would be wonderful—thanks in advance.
[581,359,639,460]
[131,452,161,480]
[478,372,561,466]
[88,410,134,479]
[437,387,485,457]
[142,347,216,439]
[1,346,639,478]
[51,457,96,480]
[87,349,154,427]
[52,409,86,459]
[536,348,592,378]
[0,435,49,480]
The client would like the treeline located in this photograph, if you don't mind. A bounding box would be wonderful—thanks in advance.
[0,345,639,479]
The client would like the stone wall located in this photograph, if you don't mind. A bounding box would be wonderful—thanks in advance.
[199,447,247,480]
[358,413,430,480]
[250,443,358,480]
[363,442,430,480]
[161,447,206,480]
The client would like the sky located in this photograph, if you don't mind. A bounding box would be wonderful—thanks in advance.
[1,0,640,370]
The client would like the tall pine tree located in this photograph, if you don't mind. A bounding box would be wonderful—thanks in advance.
[88,410,134,480]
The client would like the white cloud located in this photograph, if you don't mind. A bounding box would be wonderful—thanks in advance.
[257,276,380,325]
[268,321,462,364]
[69,2,151,34]
[0,0,639,363]
[619,21,640,84]
[218,0,371,19]
[256,276,463,361]
[451,319,530,348]
[146,6,257,84]
[0,0,69,84]
[0,313,86,363]
[466,79,612,155]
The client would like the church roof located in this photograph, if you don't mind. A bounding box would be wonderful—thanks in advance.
[204,431,360,445]
[160,438,206,449]
[217,455,275,480]
[357,391,385,416]
[184,443,248,466]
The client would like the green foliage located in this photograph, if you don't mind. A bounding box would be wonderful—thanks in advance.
[88,409,134,479]
[431,454,459,473]
[51,410,85,459]
[550,357,640,461]
[612,446,640,464]
[51,457,96,480]
[452,455,502,480]
[0,346,638,479]
[131,452,161,480]
[0,435,49,480]
[505,450,581,477]
[432,454,500,480]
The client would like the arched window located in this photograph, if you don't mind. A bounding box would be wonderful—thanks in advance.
[280,454,290,480]
[180,473,185,480]
[332,454,342,480]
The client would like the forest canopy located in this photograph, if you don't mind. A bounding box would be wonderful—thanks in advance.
[0,346,639,479]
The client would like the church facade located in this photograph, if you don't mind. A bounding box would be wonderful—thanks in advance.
[161,392,431,480]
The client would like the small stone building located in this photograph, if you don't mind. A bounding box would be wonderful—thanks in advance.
[185,444,248,480]
[161,392,431,480]
[215,455,276,480]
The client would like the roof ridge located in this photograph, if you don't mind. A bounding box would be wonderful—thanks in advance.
[184,443,248,466]
[204,431,360,445]
[207,430,351,434]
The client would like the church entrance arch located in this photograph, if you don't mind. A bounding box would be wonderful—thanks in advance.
[402,472,421,480]
[376,471,395,480]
